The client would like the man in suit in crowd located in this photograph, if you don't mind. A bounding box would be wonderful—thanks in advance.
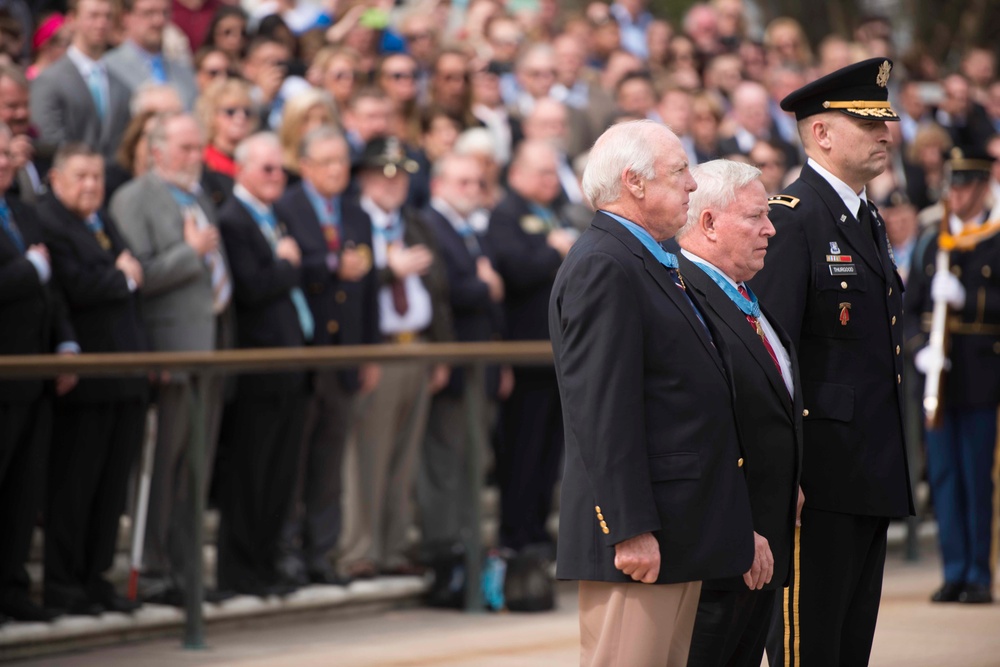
[0,65,49,204]
[274,126,379,587]
[904,149,1000,605]
[216,132,310,597]
[418,152,506,549]
[676,159,804,667]
[486,140,575,554]
[30,0,131,160]
[551,120,754,666]
[102,0,197,110]
[749,59,914,666]
[38,143,148,615]
[717,81,800,168]
[0,123,78,624]
[111,112,234,605]
[339,136,452,579]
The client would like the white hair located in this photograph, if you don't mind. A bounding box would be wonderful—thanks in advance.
[234,131,282,167]
[582,120,667,208]
[453,127,497,159]
[677,159,762,238]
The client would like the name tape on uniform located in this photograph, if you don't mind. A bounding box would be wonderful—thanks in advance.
[829,264,857,275]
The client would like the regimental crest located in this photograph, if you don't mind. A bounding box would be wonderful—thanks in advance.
[876,61,891,88]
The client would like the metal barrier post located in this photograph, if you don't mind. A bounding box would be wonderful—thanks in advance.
[462,363,485,612]
[183,372,208,649]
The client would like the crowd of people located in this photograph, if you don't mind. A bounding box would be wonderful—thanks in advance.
[0,0,996,654]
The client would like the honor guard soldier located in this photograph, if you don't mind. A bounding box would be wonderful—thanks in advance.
[749,59,914,667]
[904,148,1000,606]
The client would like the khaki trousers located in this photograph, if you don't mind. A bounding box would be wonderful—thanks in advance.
[578,579,702,667]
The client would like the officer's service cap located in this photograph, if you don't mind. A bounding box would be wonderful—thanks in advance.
[780,58,899,121]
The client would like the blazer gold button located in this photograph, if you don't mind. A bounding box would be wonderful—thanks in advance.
[599,520,607,528]
[896,345,900,355]
[737,457,744,467]
[596,513,604,521]
[841,281,848,289]
[983,265,992,278]
[891,316,896,325]
[336,290,347,303]
[602,527,610,534]
[327,320,340,334]
[994,342,1000,354]
[595,505,601,513]
[897,374,901,384]
[802,409,809,417]
[888,287,893,296]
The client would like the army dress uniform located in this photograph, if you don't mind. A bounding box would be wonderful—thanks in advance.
[904,150,1000,605]
[749,58,914,667]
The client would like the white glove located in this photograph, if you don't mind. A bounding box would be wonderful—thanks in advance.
[914,345,951,375]
[931,271,966,309]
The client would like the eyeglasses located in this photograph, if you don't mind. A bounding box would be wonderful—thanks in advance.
[219,106,252,118]
[383,71,416,81]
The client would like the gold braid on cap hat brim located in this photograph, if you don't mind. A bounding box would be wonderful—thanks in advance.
[822,100,898,118]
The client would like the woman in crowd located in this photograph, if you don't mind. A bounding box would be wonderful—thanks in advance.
[278,88,338,184]
[308,46,360,115]
[204,5,248,63]
[198,77,257,204]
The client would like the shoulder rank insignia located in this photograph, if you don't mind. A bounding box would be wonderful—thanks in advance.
[768,194,800,209]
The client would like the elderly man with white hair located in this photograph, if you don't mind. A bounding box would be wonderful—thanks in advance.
[675,159,803,667]
[549,120,754,666]
[215,131,310,598]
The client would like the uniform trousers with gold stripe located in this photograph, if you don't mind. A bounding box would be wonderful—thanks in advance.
[768,510,889,667]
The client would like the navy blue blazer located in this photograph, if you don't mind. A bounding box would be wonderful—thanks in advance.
[277,183,379,391]
[37,194,147,403]
[550,212,754,584]
[217,195,306,397]
[0,197,76,403]
[421,205,504,396]
[486,191,563,342]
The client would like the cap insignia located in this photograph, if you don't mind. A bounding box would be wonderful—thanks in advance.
[876,61,891,88]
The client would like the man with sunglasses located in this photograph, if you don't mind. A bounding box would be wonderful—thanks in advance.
[215,132,310,597]
[31,0,132,160]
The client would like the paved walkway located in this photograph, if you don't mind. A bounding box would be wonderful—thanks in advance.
[14,550,1000,666]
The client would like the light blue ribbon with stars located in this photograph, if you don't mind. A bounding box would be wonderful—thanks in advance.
[689,260,761,319]
[602,211,679,269]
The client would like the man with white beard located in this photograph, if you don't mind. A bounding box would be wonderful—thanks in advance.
[111,112,234,605]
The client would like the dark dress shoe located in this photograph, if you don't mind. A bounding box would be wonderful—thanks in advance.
[345,561,378,580]
[64,599,105,616]
[959,583,993,604]
[265,583,299,598]
[205,589,238,604]
[0,594,64,622]
[308,567,351,586]
[931,582,965,603]
[101,594,142,613]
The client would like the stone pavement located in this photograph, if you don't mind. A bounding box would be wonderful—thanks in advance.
[12,546,1000,667]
